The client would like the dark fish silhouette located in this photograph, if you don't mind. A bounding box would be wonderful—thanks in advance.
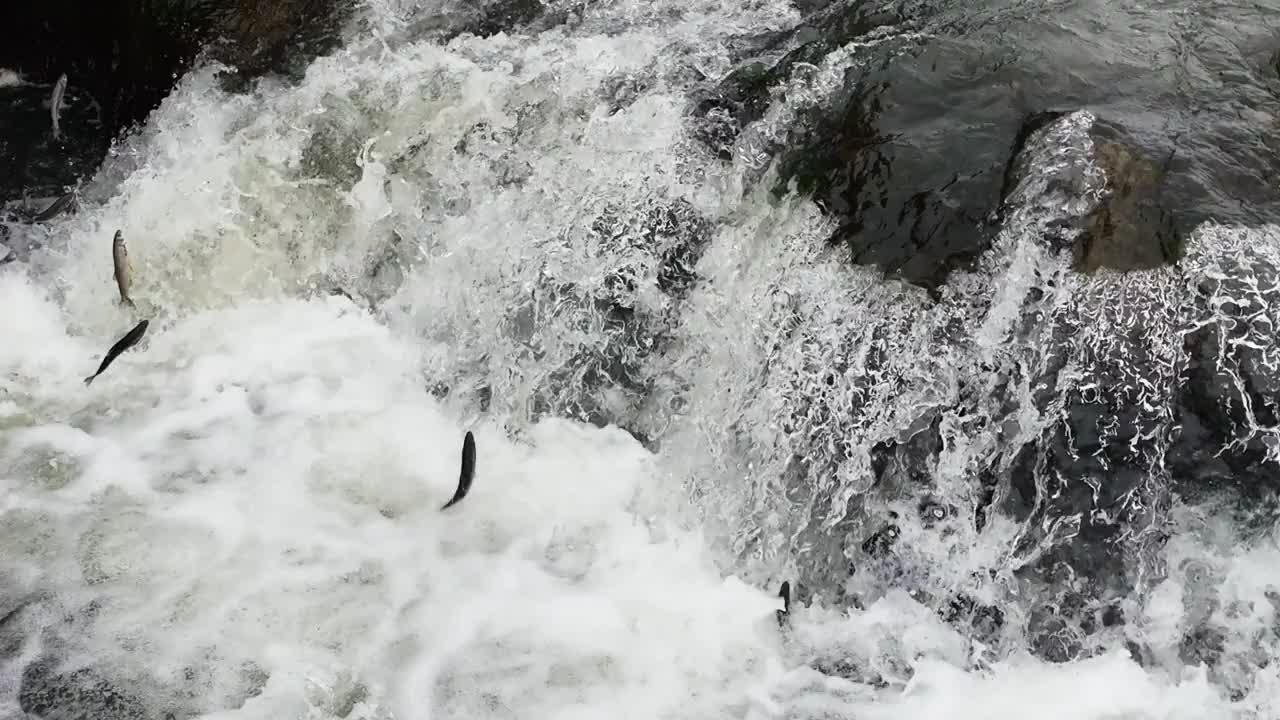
[32,192,76,222]
[776,581,791,627]
[440,430,476,510]
[84,319,149,386]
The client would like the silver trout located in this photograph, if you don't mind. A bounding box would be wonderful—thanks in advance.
[50,73,67,140]
[112,230,135,308]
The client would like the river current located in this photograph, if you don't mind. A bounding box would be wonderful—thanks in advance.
[2,1,1280,718]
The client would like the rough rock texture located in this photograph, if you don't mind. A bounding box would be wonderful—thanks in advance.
[19,661,151,720]
[688,2,1280,291]
[396,0,562,46]
[1074,137,1180,273]
[207,0,352,84]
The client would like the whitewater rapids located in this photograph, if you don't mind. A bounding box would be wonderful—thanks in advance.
[2,0,1279,718]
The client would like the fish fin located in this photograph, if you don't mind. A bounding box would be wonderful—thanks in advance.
[120,297,136,309]
[440,430,477,511]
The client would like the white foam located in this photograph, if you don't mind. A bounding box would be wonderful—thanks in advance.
[1,0,1277,718]
[0,295,790,718]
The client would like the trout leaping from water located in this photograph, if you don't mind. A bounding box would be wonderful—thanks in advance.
[50,73,67,140]
[440,431,476,510]
[32,191,76,222]
[84,319,149,386]
[112,230,135,308]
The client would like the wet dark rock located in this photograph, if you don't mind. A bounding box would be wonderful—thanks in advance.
[599,72,654,116]
[1179,625,1227,668]
[460,0,545,39]
[1169,263,1280,503]
[402,0,557,44]
[1027,606,1083,663]
[791,2,907,48]
[207,0,353,88]
[997,112,1181,274]
[1010,422,1149,596]
[771,36,1026,290]
[1126,639,1151,667]
[19,659,150,720]
[581,197,715,307]
[0,595,36,659]
[868,414,945,491]
[1073,133,1181,272]
[994,110,1074,222]
[1000,443,1039,522]
[973,467,999,532]
[688,2,1280,291]
[860,520,900,557]
[651,203,715,300]
[690,61,782,161]
[505,197,713,437]
[687,1,909,162]
[990,261,1183,609]
[297,97,371,187]
[1101,603,1124,628]
[493,155,534,187]
[942,594,1004,642]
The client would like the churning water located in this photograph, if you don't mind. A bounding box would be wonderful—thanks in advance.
[2,1,1280,718]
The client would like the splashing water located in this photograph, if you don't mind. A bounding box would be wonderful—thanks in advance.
[2,1,1279,719]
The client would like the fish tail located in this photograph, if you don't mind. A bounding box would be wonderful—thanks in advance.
[83,375,95,386]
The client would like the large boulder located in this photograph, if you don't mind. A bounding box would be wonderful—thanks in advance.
[997,112,1183,274]
[19,660,150,720]
[688,1,1280,291]
[206,0,352,88]
[1073,132,1181,272]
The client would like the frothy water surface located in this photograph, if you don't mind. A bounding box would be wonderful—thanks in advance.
[2,1,1279,718]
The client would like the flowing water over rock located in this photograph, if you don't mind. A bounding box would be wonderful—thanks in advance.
[3,1,1280,718]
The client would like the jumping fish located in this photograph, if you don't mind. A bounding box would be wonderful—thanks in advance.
[50,73,67,140]
[776,581,791,627]
[112,230,134,308]
[440,430,476,510]
[84,319,148,386]
[32,191,76,222]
